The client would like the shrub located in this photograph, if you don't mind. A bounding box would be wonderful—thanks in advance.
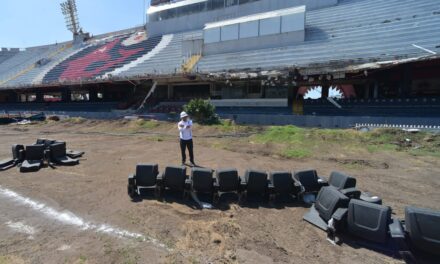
[183,99,219,124]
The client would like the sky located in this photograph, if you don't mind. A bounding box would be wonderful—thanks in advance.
[0,0,150,48]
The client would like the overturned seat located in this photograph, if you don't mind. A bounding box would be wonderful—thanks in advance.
[127,163,160,198]
[303,186,350,231]
[160,166,187,196]
[269,171,301,198]
[405,206,440,256]
[241,169,269,200]
[294,169,328,194]
[20,144,45,173]
[49,142,79,166]
[214,168,241,201]
[1,144,24,171]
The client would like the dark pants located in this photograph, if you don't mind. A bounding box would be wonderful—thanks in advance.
[180,139,194,164]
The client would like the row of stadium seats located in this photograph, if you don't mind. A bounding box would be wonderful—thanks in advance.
[216,106,292,115]
[0,102,119,112]
[196,0,440,73]
[303,97,440,116]
[127,163,440,259]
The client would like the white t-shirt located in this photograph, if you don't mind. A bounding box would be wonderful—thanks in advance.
[178,120,193,140]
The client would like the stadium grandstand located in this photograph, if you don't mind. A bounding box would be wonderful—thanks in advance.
[1,0,440,127]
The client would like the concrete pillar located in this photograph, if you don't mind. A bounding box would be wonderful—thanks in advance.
[373,81,379,99]
[36,91,44,102]
[321,84,330,99]
[167,84,173,99]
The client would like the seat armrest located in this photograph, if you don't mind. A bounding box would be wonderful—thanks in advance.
[268,181,274,192]
[340,187,361,198]
[389,217,405,239]
[317,176,328,186]
[332,208,348,222]
[128,174,136,186]
[44,149,51,161]
[239,176,247,192]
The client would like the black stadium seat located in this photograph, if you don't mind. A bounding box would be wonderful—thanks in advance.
[0,144,24,171]
[20,144,45,173]
[328,171,356,190]
[405,206,440,256]
[49,142,79,166]
[214,168,241,201]
[269,171,301,198]
[347,199,392,243]
[293,169,328,194]
[160,166,187,196]
[190,167,215,194]
[241,169,269,199]
[127,163,160,198]
[303,186,350,231]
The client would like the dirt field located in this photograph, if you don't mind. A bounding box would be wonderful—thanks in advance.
[0,119,439,264]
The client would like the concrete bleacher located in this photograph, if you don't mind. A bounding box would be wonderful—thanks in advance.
[42,33,163,83]
[0,45,63,85]
[197,0,440,73]
[0,48,20,64]
[112,31,193,77]
[303,97,440,117]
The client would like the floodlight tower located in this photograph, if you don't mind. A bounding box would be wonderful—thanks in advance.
[61,0,89,43]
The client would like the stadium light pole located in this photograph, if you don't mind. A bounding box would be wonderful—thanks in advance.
[60,0,81,35]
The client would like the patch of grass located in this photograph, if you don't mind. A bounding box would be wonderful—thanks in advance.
[79,255,87,264]
[282,148,311,159]
[255,125,305,144]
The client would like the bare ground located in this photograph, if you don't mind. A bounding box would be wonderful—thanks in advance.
[0,120,439,264]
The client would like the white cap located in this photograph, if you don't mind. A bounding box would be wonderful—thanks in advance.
[180,111,189,119]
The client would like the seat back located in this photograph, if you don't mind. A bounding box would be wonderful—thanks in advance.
[294,170,319,192]
[347,199,391,243]
[191,167,214,193]
[216,168,240,192]
[328,171,356,190]
[25,144,45,160]
[12,144,24,161]
[36,138,56,147]
[136,164,159,187]
[270,171,294,194]
[50,142,67,159]
[315,186,350,222]
[245,169,268,194]
[163,166,187,191]
[405,206,440,255]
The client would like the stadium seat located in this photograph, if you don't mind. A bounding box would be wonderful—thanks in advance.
[269,171,301,198]
[405,206,440,256]
[159,165,188,196]
[214,168,241,201]
[49,142,79,166]
[190,167,215,194]
[0,144,24,171]
[36,138,56,147]
[127,163,160,198]
[240,169,269,200]
[303,186,350,231]
[293,169,328,194]
[346,199,392,243]
[20,144,45,173]
[327,171,382,204]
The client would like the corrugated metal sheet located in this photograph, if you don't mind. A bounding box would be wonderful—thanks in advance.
[197,0,440,73]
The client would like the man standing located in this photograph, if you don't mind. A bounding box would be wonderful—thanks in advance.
[178,111,195,166]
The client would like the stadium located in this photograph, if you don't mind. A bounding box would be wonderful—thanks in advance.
[0,0,439,126]
[1,0,440,263]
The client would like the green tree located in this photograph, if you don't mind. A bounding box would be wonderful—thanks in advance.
[183,99,219,124]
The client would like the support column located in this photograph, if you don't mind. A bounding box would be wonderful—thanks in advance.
[36,91,44,102]
[321,84,330,99]
[89,89,98,102]
[167,84,173,99]
[373,81,379,99]
[62,88,71,102]
[364,83,370,99]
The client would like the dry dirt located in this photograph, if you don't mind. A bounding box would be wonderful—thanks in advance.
[0,120,439,264]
